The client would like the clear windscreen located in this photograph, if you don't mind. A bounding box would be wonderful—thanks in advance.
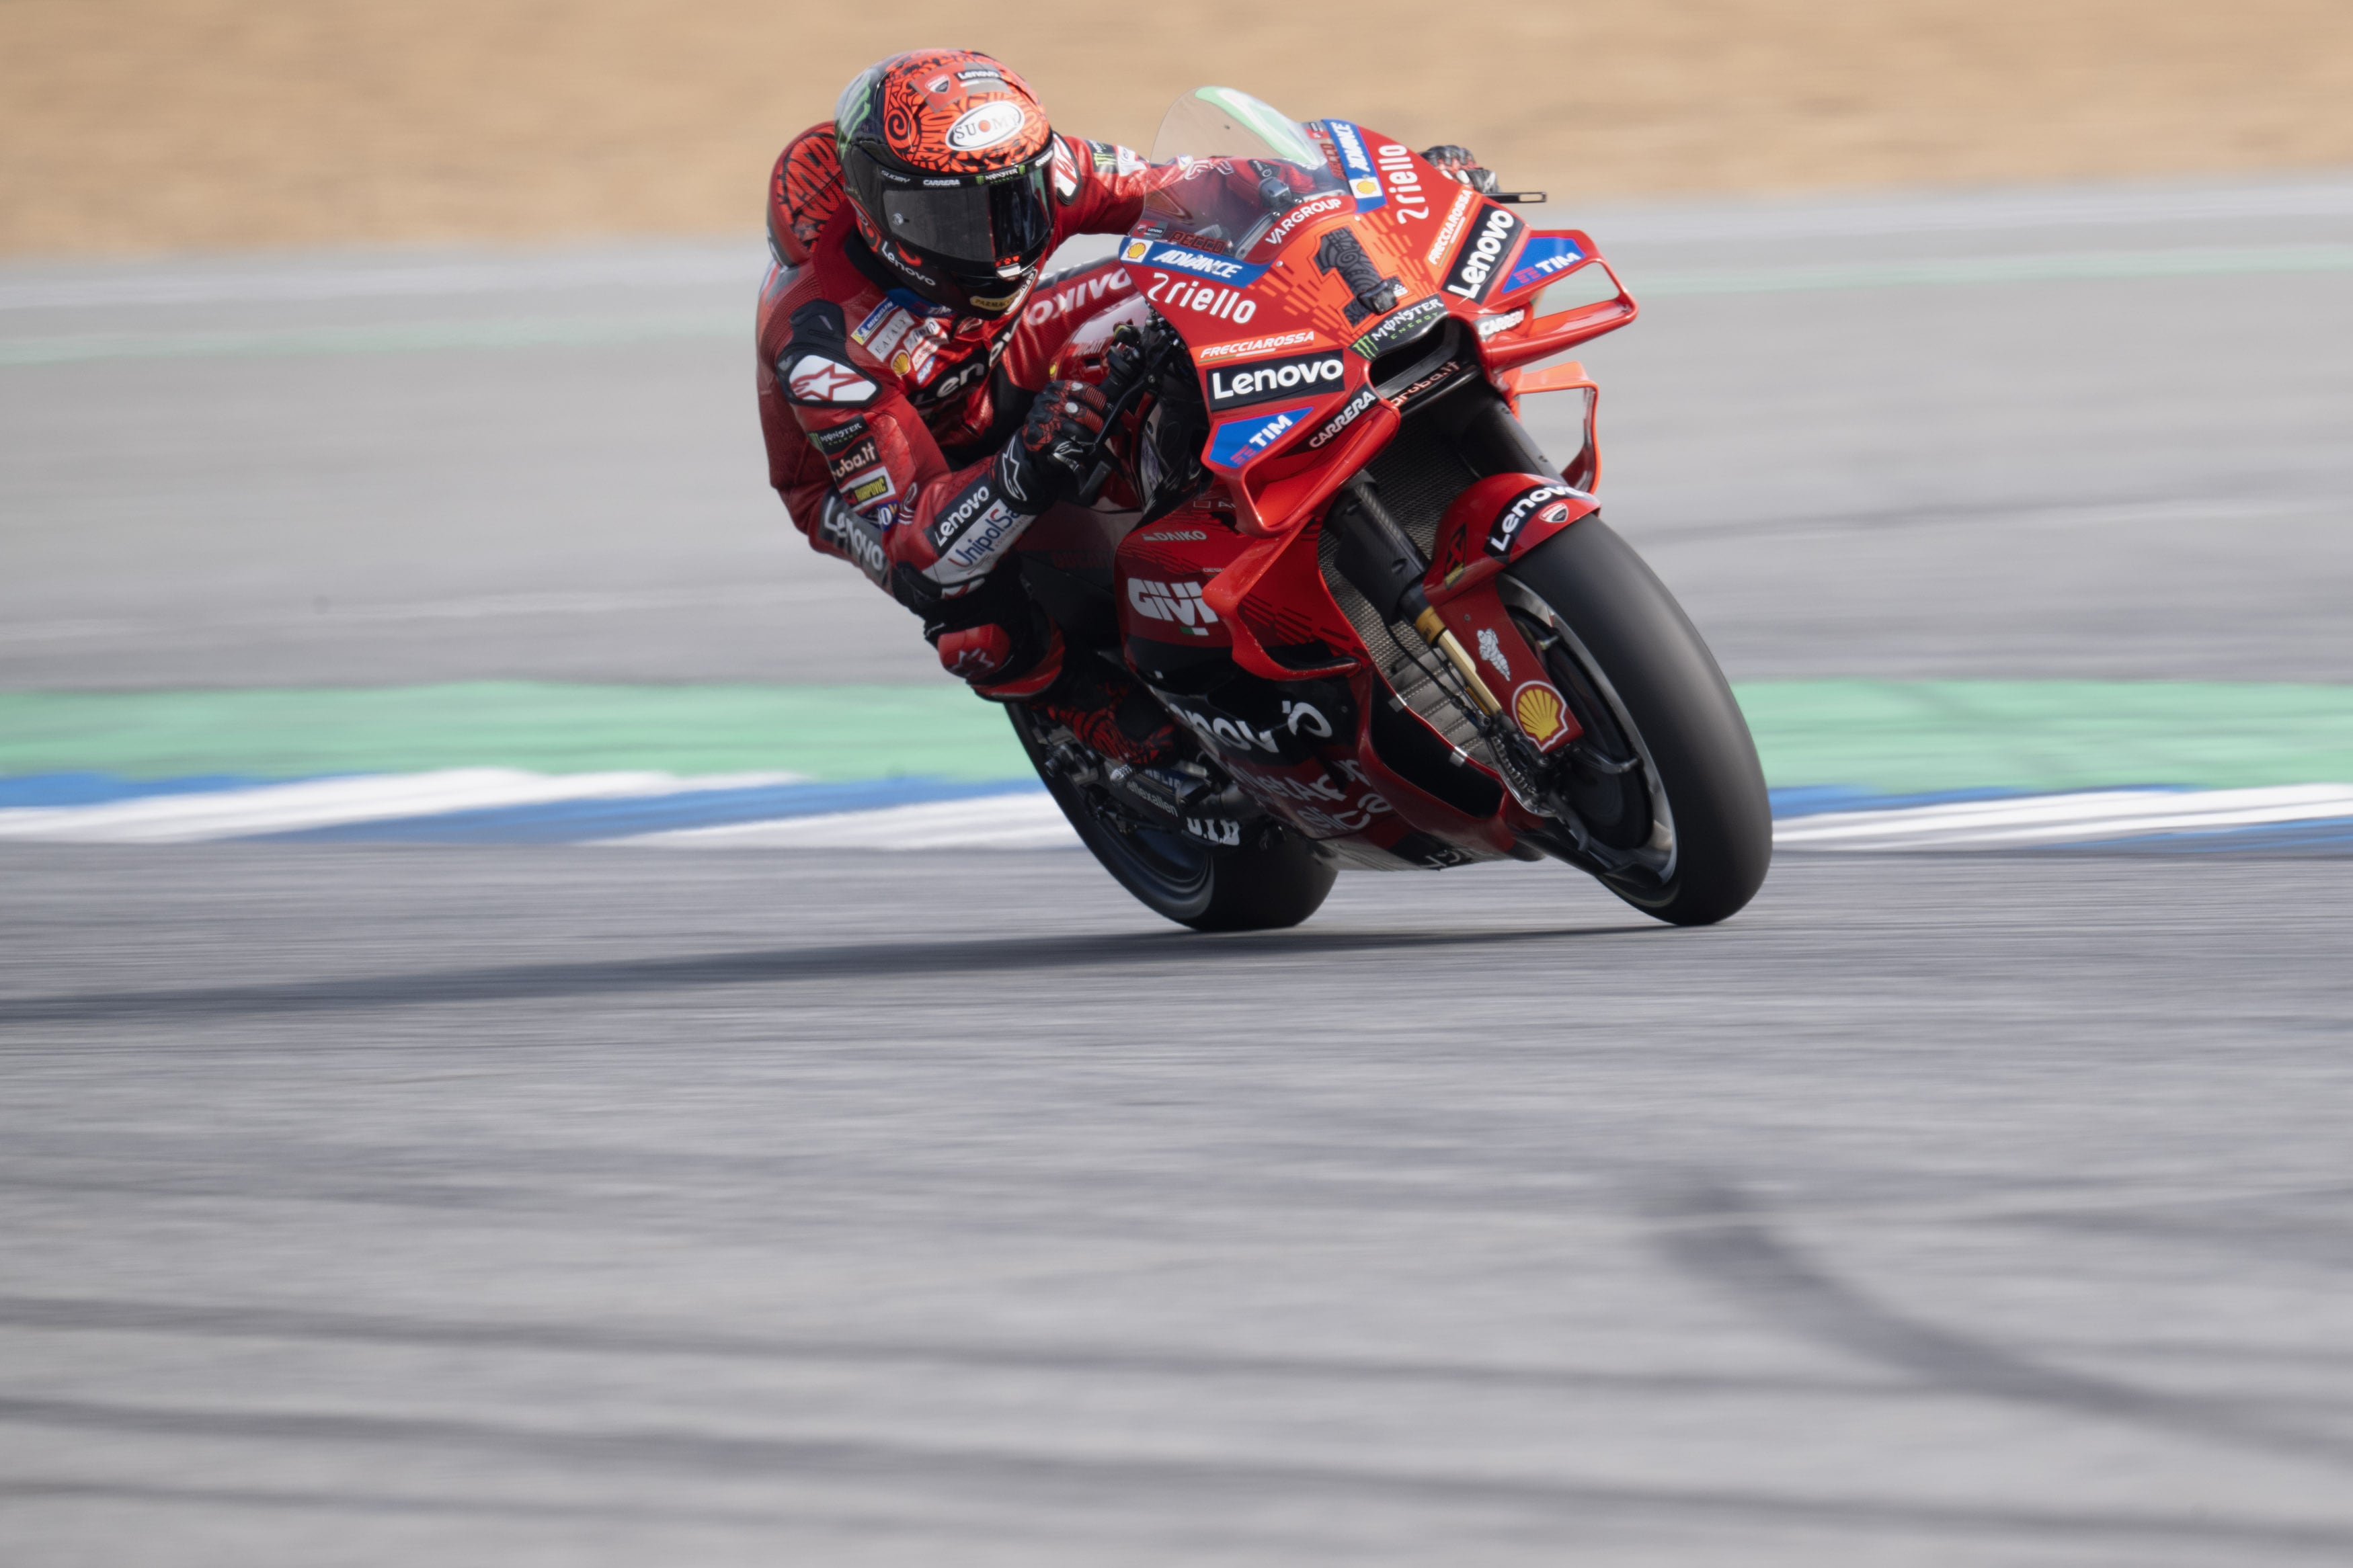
[1136,87,1347,259]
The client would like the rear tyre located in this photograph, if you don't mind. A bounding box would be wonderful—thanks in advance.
[1503,517,1771,925]
[1008,705,1337,932]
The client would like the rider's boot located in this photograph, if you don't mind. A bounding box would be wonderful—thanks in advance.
[935,606,1178,767]
[1029,655,1179,768]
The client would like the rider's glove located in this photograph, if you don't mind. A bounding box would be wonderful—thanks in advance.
[1003,377,1111,506]
[1421,145,1501,196]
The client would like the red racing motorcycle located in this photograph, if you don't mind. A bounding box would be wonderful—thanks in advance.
[1006,87,1769,930]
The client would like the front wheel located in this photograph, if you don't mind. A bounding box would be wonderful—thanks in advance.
[1007,704,1337,932]
[1502,517,1771,925]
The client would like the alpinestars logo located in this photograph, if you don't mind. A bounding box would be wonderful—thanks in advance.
[1204,351,1346,413]
[786,356,876,405]
[1127,578,1220,630]
[1443,206,1523,302]
[1484,483,1579,559]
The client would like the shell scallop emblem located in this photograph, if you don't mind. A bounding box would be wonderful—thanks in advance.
[1513,682,1570,747]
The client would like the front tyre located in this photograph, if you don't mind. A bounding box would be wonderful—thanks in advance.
[1503,517,1771,925]
[1007,705,1337,932]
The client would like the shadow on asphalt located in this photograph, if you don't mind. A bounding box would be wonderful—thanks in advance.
[0,922,1665,1026]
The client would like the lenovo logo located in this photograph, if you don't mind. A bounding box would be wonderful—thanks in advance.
[1443,206,1523,302]
[1204,351,1346,412]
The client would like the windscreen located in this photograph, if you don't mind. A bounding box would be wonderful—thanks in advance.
[1150,87,1326,169]
[1137,87,1347,259]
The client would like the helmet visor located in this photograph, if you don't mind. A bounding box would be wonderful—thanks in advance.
[875,158,1053,267]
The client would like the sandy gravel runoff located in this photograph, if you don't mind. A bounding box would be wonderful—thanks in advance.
[4,1,2353,255]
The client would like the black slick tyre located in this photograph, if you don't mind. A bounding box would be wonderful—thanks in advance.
[1503,515,1771,925]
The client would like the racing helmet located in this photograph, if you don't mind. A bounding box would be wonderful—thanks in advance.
[834,50,1058,315]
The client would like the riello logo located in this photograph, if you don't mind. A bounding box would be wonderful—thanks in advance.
[1204,351,1346,411]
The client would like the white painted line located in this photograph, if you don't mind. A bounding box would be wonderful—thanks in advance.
[0,769,805,844]
[606,794,1079,852]
[1773,784,2353,850]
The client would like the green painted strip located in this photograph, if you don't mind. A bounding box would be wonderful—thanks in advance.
[1642,244,2353,297]
[5,680,2353,792]
[6,245,2351,367]
[0,683,1027,782]
[1740,679,2353,793]
[0,313,743,367]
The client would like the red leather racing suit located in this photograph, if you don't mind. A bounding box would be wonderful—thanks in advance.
[756,125,1185,638]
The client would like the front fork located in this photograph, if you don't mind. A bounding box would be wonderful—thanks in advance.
[1326,477,1577,811]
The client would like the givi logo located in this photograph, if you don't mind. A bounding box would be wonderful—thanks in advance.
[1127,578,1220,629]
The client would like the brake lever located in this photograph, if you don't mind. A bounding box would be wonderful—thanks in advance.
[1074,332,1170,506]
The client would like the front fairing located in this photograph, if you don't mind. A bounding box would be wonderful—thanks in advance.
[1123,112,1636,536]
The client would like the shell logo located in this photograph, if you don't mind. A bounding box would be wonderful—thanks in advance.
[946,101,1027,153]
[1513,682,1570,747]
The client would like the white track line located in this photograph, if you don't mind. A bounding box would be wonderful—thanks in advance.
[5,776,2348,851]
[607,794,1077,851]
[1773,784,2353,850]
[0,770,803,844]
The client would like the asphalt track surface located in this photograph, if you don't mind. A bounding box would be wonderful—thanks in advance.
[5,174,2353,1562]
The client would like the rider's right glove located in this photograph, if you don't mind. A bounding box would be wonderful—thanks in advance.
[1421,145,1501,196]
[1002,378,1111,509]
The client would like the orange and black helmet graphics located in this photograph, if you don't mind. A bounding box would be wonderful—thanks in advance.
[834,50,1058,315]
[768,124,844,267]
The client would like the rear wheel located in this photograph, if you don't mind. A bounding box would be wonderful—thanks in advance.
[1008,704,1337,932]
[1502,516,1771,925]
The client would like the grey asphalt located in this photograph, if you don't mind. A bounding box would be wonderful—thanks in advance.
[5,171,2353,1563]
[3,848,2350,1565]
